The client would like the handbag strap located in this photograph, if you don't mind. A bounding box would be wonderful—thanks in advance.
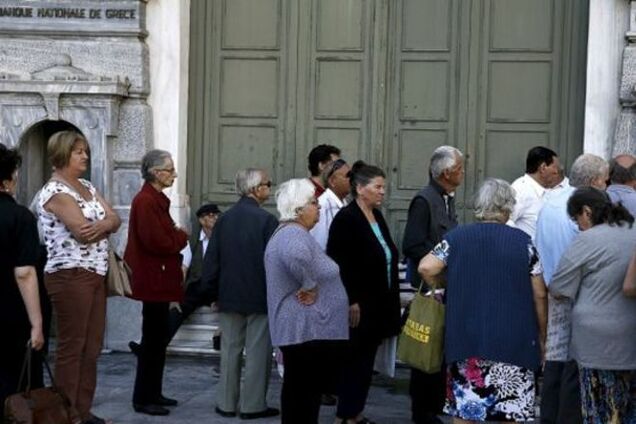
[16,342,61,394]
[16,341,32,393]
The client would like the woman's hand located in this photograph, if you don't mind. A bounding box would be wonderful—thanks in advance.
[79,220,111,243]
[30,325,44,351]
[349,303,360,328]
[296,287,317,305]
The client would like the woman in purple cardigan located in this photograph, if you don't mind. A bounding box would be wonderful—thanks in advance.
[264,178,349,424]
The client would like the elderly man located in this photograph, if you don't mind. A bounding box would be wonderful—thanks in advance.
[201,169,279,419]
[307,144,341,197]
[402,145,464,424]
[510,146,561,238]
[607,154,636,216]
[535,154,609,424]
[310,158,350,251]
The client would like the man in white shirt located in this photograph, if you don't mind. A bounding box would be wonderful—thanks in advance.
[509,146,561,238]
[310,158,350,250]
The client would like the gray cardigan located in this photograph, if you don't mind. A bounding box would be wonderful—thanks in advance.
[264,223,349,347]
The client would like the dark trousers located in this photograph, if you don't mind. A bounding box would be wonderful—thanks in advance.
[133,302,170,405]
[410,367,446,423]
[336,337,378,419]
[540,360,583,424]
[280,340,343,424]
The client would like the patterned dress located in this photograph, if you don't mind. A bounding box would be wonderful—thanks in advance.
[432,239,542,422]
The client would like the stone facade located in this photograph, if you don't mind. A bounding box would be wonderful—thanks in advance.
[0,0,152,350]
[615,1,636,155]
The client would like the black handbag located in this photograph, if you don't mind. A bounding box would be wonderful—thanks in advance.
[4,344,81,424]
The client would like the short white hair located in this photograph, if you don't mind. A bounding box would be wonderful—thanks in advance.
[474,178,516,222]
[275,178,315,221]
[430,145,463,179]
[235,168,264,196]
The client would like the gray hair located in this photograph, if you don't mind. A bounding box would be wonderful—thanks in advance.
[609,156,636,184]
[430,145,463,179]
[275,178,315,221]
[141,149,172,182]
[474,178,516,222]
[235,168,265,196]
[569,154,608,188]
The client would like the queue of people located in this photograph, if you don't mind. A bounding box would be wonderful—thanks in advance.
[1,134,635,424]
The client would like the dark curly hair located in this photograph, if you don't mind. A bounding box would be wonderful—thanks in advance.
[567,187,634,228]
[0,143,22,184]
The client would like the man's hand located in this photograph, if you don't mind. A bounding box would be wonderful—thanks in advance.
[349,303,360,328]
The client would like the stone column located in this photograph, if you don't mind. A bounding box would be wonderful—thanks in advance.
[613,1,636,155]
[585,0,630,158]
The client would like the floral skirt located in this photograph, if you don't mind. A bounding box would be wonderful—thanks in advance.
[579,367,636,424]
[444,357,536,422]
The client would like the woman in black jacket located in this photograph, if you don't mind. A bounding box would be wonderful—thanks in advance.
[327,161,401,424]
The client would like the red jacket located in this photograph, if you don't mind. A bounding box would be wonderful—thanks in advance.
[124,182,188,302]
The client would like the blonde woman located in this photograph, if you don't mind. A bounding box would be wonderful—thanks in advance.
[37,131,120,424]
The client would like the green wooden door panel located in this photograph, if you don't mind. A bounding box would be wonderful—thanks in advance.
[187,0,588,241]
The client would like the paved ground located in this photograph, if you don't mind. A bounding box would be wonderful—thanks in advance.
[90,352,445,424]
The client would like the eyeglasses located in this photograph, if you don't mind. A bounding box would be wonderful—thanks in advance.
[326,159,347,180]
[259,181,272,188]
[155,167,176,174]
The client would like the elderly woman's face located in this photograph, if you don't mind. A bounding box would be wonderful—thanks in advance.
[66,140,89,175]
[573,206,593,231]
[297,197,320,230]
[153,157,177,189]
[357,176,385,208]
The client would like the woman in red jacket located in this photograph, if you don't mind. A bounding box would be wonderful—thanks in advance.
[124,149,188,416]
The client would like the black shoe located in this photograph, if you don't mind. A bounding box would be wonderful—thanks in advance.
[155,395,178,406]
[128,341,141,356]
[133,403,170,416]
[239,407,280,420]
[321,394,337,406]
[215,407,237,417]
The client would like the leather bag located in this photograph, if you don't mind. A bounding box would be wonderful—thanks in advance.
[4,345,81,424]
[106,248,132,297]
[397,284,445,373]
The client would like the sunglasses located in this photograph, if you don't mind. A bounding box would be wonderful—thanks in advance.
[326,159,347,180]
[259,181,272,188]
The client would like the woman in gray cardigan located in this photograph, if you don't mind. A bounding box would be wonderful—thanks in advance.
[550,187,636,424]
[264,178,349,424]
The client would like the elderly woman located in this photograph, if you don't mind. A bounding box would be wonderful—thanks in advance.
[0,144,44,417]
[124,149,188,416]
[419,178,547,423]
[327,161,402,424]
[37,131,120,424]
[264,178,349,423]
[549,187,636,423]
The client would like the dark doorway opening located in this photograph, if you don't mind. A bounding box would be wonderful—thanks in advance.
[17,120,85,207]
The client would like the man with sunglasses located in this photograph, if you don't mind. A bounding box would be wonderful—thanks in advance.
[201,168,279,419]
[310,158,351,251]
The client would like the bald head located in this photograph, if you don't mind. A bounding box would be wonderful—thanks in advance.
[609,154,636,187]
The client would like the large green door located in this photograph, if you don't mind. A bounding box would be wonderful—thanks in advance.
[188,0,588,241]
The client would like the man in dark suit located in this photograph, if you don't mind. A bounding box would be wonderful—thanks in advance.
[201,168,279,420]
[402,146,464,424]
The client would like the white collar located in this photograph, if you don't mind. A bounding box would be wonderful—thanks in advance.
[319,188,345,208]
[522,173,547,198]
[199,229,209,241]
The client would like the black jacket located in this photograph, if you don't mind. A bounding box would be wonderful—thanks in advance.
[201,196,278,315]
[327,200,401,342]
[402,178,458,287]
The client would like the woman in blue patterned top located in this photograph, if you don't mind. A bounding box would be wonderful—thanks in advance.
[419,178,547,423]
[265,178,349,424]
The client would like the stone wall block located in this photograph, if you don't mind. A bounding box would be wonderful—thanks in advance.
[613,108,636,154]
[113,99,152,162]
[0,39,149,95]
